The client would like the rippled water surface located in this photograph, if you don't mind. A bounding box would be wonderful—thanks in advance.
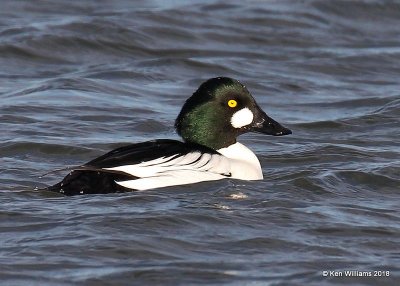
[1,0,399,285]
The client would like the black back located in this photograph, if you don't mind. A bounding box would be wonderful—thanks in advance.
[86,139,218,168]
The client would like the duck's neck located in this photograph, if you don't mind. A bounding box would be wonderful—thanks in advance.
[177,114,237,150]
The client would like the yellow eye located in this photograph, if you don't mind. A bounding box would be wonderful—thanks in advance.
[227,99,237,108]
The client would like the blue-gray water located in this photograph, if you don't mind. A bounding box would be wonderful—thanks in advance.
[1,0,399,285]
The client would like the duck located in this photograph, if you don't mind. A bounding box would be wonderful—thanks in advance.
[46,77,291,196]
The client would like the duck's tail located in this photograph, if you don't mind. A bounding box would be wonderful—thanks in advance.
[45,168,134,196]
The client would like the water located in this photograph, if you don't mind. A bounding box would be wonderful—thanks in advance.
[1,0,399,285]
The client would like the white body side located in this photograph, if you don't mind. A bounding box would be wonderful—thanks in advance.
[105,142,263,191]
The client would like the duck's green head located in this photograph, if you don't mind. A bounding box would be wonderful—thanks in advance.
[175,77,291,150]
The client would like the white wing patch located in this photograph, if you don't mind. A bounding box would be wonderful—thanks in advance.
[104,151,232,191]
[115,170,226,191]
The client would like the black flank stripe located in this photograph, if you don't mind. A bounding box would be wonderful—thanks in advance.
[177,152,204,167]
[197,154,213,169]
[141,153,183,167]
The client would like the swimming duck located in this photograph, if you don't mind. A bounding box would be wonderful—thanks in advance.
[46,77,291,195]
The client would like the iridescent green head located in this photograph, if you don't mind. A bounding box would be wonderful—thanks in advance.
[175,77,291,150]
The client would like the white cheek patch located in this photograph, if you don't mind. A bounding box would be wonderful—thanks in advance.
[231,107,254,128]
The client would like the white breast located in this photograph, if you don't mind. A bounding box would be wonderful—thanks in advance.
[217,142,263,180]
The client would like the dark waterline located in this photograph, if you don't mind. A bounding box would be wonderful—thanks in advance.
[1,0,399,285]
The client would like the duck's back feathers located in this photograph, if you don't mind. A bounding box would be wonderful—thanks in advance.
[87,139,218,168]
[46,139,232,195]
